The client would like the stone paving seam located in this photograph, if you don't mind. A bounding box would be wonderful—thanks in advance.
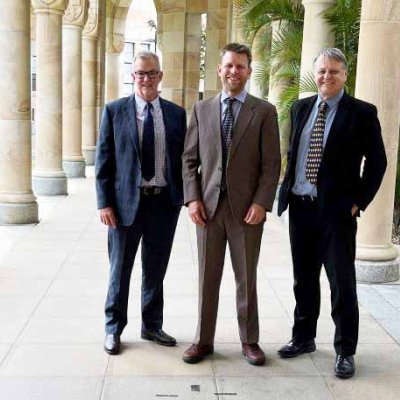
[99,356,111,400]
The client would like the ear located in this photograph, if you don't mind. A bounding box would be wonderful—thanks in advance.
[158,71,164,81]
[217,64,222,77]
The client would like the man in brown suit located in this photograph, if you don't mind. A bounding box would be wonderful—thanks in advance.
[182,43,281,365]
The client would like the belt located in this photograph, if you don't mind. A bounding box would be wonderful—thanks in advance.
[291,194,317,203]
[140,186,164,196]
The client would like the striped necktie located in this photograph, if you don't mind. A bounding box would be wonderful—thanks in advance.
[221,97,236,190]
[305,101,328,185]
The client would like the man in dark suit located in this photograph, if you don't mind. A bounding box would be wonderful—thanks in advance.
[182,43,281,366]
[96,51,186,355]
[278,48,387,378]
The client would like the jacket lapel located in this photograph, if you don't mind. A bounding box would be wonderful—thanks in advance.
[209,94,223,157]
[123,94,140,158]
[323,92,351,153]
[229,94,255,159]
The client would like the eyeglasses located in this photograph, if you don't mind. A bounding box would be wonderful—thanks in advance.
[134,70,160,80]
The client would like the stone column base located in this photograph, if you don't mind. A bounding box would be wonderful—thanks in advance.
[0,202,38,225]
[356,259,399,283]
[33,176,68,196]
[63,160,86,178]
[83,148,96,166]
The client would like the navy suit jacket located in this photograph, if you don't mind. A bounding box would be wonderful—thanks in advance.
[278,92,387,221]
[95,94,187,226]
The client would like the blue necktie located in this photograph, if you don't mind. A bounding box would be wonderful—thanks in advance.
[142,102,155,181]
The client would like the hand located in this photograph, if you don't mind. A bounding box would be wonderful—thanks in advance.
[188,200,207,227]
[100,207,117,228]
[244,203,266,225]
[351,204,359,217]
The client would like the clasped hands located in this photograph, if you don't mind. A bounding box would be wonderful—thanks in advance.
[188,200,266,227]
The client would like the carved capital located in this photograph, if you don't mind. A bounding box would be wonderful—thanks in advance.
[106,33,125,54]
[83,0,100,37]
[31,0,69,14]
[63,0,89,27]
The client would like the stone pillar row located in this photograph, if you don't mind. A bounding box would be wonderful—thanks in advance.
[0,0,38,223]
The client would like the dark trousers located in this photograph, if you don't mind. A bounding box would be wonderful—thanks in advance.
[288,195,359,356]
[105,191,180,335]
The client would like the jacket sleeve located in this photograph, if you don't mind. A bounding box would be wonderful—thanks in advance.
[95,104,116,210]
[355,104,387,211]
[253,105,282,211]
[182,103,201,205]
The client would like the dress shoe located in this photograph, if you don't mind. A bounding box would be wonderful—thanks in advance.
[242,343,265,366]
[182,344,214,364]
[141,329,177,347]
[335,355,355,379]
[277,339,316,358]
[104,334,120,355]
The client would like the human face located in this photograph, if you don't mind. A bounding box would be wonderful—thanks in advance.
[132,57,163,102]
[218,51,252,96]
[314,55,347,100]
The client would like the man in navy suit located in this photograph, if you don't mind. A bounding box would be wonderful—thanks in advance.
[277,48,386,378]
[96,51,186,355]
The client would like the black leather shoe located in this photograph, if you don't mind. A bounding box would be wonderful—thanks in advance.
[335,355,355,379]
[141,329,177,347]
[104,334,120,355]
[277,339,316,358]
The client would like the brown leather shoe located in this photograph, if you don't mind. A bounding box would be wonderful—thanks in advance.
[182,344,214,364]
[242,343,265,366]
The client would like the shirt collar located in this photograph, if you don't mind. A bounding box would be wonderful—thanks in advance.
[318,89,344,110]
[135,93,160,112]
[221,89,247,104]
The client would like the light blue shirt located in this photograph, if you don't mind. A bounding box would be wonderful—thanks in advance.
[292,89,344,197]
[220,89,247,122]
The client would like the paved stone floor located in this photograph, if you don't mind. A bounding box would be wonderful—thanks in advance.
[0,168,400,399]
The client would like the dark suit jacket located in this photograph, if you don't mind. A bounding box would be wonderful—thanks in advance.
[95,94,187,226]
[278,92,387,220]
[183,93,281,223]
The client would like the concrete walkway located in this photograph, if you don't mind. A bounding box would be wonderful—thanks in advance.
[0,168,400,400]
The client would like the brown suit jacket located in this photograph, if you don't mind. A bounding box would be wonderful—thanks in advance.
[182,93,281,223]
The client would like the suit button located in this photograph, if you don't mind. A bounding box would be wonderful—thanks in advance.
[216,184,220,188]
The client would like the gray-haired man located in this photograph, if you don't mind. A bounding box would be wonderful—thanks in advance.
[277,48,387,378]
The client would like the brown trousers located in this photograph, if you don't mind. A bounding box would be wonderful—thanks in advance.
[195,193,264,345]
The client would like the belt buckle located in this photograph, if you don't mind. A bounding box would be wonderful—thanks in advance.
[143,186,152,195]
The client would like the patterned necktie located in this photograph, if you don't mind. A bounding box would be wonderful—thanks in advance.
[142,102,155,181]
[305,101,328,185]
[221,97,236,190]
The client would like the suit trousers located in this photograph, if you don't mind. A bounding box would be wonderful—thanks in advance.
[105,190,180,335]
[195,192,264,345]
[288,195,359,356]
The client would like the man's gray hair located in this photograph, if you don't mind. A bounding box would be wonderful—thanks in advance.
[133,51,161,71]
[313,48,348,71]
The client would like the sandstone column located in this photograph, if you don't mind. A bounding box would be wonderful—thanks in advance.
[105,35,123,102]
[0,0,38,224]
[82,0,100,165]
[299,0,336,98]
[96,0,106,145]
[32,0,68,195]
[161,3,203,111]
[62,0,88,177]
[204,2,229,99]
[355,0,400,282]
